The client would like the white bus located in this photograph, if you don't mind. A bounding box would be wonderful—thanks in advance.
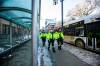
[63,15,100,52]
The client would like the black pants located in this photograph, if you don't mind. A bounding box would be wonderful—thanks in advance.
[48,39,54,48]
[57,38,63,47]
[42,38,46,46]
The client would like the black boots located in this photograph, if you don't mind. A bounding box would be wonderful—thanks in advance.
[58,46,61,50]
[52,47,56,52]
[42,43,45,47]
[48,47,55,52]
[48,47,50,50]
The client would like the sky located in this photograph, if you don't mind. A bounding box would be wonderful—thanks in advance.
[40,0,84,29]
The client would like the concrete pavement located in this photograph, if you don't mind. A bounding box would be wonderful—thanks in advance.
[38,40,91,66]
[49,48,90,66]
[1,40,33,66]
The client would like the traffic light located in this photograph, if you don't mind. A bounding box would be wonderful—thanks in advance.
[53,0,58,5]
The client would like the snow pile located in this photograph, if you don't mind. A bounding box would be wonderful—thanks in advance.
[63,44,100,66]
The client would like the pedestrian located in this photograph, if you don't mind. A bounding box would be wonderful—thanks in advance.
[57,29,64,50]
[53,29,59,44]
[46,30,56,52]
[46,30,51,49]
[40,30,46,47]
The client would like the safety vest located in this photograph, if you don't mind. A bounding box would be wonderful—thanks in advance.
[58,32,64,39]
[54,32,59,40]
[40,32,46,38]
[46,32,55,40]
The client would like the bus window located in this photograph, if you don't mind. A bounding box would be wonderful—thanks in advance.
[66,28,75,36]
[96,38,100,48]
[88,37,93,47]
[0,23,2,34]
[75,28,84,36]
[80,29,84,36]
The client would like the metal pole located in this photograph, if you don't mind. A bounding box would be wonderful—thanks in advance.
[61,0,64,32]
[39,0,41,29]
[10,22,12,46]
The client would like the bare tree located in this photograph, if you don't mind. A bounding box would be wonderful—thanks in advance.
[67,0,97,18]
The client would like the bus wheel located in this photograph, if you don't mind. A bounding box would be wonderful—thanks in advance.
[75,39,85,48]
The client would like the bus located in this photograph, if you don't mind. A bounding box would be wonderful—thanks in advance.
[63,15,100,52]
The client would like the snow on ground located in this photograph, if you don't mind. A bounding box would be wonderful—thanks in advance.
[38,46,53,66]
[63,43,100,66]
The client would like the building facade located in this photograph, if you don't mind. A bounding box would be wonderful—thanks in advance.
[45,19,56,31]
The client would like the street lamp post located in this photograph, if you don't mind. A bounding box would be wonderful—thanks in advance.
[53,0,64,32]
[60,0,64,32]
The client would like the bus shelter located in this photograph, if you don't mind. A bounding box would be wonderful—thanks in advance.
[0,0,32,58]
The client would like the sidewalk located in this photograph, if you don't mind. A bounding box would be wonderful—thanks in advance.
[1,40,33,66]
[63,43,100,66]
[38,41,91,66]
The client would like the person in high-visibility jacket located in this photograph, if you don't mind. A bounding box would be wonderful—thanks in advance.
[57,29,64,50]
[46,30,56,52]
[46,31,51,48]
[40,30,46,46]
[54,30,59,40]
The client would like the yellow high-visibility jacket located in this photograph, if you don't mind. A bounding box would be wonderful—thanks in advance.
[54,32,59,40]
[46,32,55,40]
[58,32,64,39]
[40,32,46,38]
